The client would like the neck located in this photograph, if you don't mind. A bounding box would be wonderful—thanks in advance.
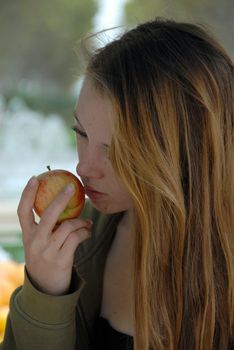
[119,208,135,232]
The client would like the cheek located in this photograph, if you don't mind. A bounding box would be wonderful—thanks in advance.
[76,139,90,169]
[76,138,84,158]
[108,172,130,199]
[109,170,133,205]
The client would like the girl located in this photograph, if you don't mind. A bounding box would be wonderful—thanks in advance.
[1,17,234,350]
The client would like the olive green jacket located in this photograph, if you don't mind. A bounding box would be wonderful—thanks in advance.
[0,201,123,350]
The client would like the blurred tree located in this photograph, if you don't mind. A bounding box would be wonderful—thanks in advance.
[124,0,234,57]
[0,0,97,92]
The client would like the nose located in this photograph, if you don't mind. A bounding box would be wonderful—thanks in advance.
[76,156,104,180]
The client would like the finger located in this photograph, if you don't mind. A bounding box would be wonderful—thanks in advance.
[60,227,92,258]
[38,184,76,236]
[17,176,39,235]
[48,218,93,250]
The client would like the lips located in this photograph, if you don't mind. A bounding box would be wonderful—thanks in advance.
[84,185,106,201]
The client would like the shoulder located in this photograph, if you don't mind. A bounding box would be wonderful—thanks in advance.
[74,200,122,266]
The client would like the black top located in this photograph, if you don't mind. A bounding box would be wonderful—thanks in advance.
[92,317,234,350]
[93,317,134,350]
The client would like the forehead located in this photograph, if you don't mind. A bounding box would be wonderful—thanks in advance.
[75,79,113,130]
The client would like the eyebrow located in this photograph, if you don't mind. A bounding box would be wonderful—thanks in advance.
[73,110,110,148]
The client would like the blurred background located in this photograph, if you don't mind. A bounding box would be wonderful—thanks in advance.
[0,0,233,336]
[0,0,233,340]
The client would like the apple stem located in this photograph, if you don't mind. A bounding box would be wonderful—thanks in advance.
[47,165,51,171]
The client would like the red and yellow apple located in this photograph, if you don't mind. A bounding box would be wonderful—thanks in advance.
[34,167,85,223]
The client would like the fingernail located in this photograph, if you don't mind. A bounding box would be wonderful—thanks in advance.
[64,184,75,194]
[86,219,93,226]
[28,176,37,186]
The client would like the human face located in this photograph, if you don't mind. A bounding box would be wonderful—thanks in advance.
[74,79,133,214]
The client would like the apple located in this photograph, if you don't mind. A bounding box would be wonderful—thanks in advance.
[34,166,85,223]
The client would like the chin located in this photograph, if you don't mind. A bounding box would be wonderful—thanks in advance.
[91,201,115,214]
[90,199,129,215]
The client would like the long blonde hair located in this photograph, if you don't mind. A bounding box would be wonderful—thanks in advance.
[84,18,234,349]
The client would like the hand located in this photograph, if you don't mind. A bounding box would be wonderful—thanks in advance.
[17,176,92,296]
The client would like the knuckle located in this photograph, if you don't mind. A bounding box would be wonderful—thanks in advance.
[76,219,92,230]
[17,204,23,217]
[76,228,91,243]
[60,220,73,232]
[60,219,89,233]
[43,205,54,218]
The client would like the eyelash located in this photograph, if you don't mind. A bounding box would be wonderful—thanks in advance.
[71,126,87,138]
[71,125,110,159]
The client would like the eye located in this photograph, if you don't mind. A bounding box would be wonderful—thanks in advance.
[71,126,87,138]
